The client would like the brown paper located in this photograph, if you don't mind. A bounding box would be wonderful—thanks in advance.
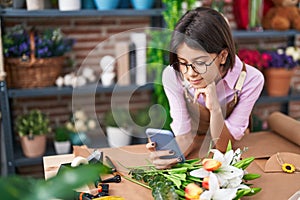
[268,111,300,146]
[264,152,300,173]
[234,131,300,158]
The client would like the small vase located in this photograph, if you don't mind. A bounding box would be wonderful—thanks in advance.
[94,0,120,10]
[131,0,154,10]
[106,126,132,147]
[69,132,88,146]
[58,0,81,11]
[54,141,71,154]
[264,68,295,97]
[26,0,44,10]
[248,0,263,31]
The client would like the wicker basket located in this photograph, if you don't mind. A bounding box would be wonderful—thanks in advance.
[4,32,65,89]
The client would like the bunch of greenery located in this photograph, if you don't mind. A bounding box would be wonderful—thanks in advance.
[54,126,70,142]
[16,109,51,139]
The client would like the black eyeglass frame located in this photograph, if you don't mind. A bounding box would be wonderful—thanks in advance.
[173,53,219,74]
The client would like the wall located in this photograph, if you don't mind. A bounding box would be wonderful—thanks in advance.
[4,2,300,135]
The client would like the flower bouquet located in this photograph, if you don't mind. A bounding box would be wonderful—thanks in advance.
[3,24,75,88]
[125,142,261,200]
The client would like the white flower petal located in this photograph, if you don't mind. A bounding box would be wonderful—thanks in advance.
[223,150,234,166]
[200,191,213,200]
[190,168,209,178]
[211,149,225,163]
[218,166,244,180]
[209,173,220,192]
[213,188,237,200]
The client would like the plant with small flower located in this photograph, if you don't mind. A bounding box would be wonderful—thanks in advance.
[261,46,300,70]
[3,24,75,58]
[237,48,268,71]
[125,142,261,200]
[64,110,97,145]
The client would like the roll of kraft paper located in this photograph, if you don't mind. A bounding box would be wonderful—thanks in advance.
[267,112,300,146]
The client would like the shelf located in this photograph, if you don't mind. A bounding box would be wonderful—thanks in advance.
[256,90,300,104]
[14,140,56,167]
[0,8,165,17]
[232,30,300,39]
[8,83,154,98]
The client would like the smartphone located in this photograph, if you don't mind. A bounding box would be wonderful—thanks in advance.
[145,128,185,162]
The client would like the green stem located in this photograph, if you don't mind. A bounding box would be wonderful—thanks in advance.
[122,176,152,190]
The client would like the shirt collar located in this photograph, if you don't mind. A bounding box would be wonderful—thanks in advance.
[223,55,243,90]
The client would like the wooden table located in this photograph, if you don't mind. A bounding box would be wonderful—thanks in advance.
[44,134,300,200]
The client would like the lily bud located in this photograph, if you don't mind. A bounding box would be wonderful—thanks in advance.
[202,177,209,190]
[203,159,222,171]
[185,183,203,200]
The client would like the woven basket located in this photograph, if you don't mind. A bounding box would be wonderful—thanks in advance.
[4,32,65,89]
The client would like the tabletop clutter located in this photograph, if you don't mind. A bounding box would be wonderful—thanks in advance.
[44,111,300,200]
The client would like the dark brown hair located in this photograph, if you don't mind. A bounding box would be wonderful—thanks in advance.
[170,7,236,72]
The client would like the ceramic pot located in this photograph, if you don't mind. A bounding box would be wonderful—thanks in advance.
[131,0,154,10]
[69,132,89,146]
[54,140,71,154]
[94,0,120,10]
[82,0,95,9]
[26,0,44,10]
[264,68,295,96]
[58,0,81,11]
[20,135,46,158]
[106,126,132,147]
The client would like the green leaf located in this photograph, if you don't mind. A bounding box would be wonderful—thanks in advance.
[243,173,261,180]
[226,140,232,152]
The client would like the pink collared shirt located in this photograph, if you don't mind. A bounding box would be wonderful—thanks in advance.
[162,56,264,140]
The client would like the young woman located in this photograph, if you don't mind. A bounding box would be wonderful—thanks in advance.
[147,7,264,169]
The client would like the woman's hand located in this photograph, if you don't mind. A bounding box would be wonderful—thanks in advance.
[193,81,220,112]
[146,142,180,169]
[146,132,196,169]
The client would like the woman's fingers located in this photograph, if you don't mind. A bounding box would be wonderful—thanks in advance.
[149,150,181,169]
[146,142,156,151]
[193,88,206,103]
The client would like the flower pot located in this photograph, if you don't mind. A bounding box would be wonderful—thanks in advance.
[69,132,89,146]
[58,0,81,11]
[82,0,96,9]
[264,68,295,96]
[20,135,46,158]
[131,0,154,10]
[106,126,132,147]
[26,0,44,10]
[94,0,120,10]
[54,140,71,154]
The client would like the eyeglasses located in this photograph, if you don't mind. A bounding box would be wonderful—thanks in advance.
[173,54,219,74]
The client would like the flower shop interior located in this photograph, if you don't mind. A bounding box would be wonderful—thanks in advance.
[0,0,300,200]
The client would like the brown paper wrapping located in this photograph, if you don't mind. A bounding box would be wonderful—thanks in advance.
[268,111,300,146]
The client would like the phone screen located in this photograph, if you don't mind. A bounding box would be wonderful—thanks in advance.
[146,128,185,162]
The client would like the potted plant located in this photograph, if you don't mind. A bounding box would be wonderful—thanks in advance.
[65,110,97,146]
[16,110,51,158]
[261,46,300,96]
[103,108,133,147]
[53,126,71,154]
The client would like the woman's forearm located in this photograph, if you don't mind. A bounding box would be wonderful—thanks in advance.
[210,107,235,152]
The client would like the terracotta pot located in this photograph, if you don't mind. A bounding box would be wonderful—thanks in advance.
[20,135,46,158]
[264,68,295,97]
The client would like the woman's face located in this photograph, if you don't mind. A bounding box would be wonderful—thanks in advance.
[176,43,226,89]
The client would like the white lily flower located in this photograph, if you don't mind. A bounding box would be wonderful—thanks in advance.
[74,110,87,121]
[200,173,237,200]
[190,148,244,189]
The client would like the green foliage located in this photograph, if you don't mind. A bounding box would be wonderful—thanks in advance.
[0,163,110,200]
[103,108,133,128]
[147,0,197,130]
[15,109,51,137]
[54,126,70,142]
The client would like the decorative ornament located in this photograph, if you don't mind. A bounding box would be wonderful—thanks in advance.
[276,152,298,173]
